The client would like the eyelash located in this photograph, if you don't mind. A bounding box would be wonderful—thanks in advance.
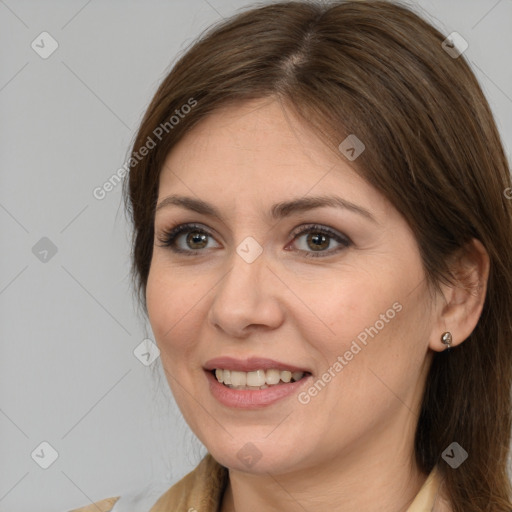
[155,223,352,259]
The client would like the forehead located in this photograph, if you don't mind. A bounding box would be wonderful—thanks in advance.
[160,99,362,193]
[157,97,392,220]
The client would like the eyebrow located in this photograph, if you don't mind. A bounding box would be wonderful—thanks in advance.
[155,194,378,224]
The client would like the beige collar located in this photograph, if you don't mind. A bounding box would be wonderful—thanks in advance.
[405,465,446,511]
[69,455,446,512]
[149,453,445,512]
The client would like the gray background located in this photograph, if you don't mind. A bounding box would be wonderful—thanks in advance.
[0,0,511,511]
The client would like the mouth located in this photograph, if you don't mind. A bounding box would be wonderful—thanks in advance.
[203,357,313,408]
[210,368,311,390]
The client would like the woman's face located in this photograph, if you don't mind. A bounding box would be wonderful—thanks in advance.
[146,97,439,475]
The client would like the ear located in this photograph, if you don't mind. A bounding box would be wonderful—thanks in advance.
[429,238,490,352]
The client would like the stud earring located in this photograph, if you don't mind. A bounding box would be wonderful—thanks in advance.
[441,332,452,351]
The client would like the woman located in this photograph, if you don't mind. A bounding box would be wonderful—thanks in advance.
[70,0,512,510]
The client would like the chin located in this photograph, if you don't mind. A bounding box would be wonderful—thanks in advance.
[204,436,309,475]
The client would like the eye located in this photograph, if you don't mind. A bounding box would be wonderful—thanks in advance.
[286,223,352,258]
[156,223,219,255]
[155,222,352,258]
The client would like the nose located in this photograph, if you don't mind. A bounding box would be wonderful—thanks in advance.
[207,244,285,338]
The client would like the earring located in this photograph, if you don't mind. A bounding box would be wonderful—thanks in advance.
[441,332,452,351]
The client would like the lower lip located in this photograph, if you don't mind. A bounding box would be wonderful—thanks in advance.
[205,370,312,409]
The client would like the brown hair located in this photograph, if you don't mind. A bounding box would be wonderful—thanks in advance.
[123,1,512,509]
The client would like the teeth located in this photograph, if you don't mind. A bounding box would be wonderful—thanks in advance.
[281,371,292,383]
[246,370,266,387]
[214,368,306,388]
[292,371,303,381]
[230,371,247,387]
[265,369,281,385]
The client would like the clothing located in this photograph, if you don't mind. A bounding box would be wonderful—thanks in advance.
[68,453,445,512]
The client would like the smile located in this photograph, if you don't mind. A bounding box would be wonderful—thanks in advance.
[214,368,306,389]
[205,369,312,409]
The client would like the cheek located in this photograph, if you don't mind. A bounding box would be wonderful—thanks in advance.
[297,263,427,373]
[312,278,431,410]
[146,265,209,421]
[293,269,398,342]
[145,262,205,363]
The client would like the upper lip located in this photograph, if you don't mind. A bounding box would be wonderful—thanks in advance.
[204,356,311,374]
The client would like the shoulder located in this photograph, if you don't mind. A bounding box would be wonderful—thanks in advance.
[407,465,453,512]
[432,471,453,512]
[68,496,120,512]
[149,453,228,511]
[66,453,228,512]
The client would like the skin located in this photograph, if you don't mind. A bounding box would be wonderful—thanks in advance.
[146,96,489,512]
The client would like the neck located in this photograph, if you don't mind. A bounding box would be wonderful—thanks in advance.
[222,460,427,512]
[220,416,428,512]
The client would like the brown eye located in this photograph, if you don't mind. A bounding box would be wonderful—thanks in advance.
[156,223,219,254]
[185,231,209,250]
[305,232,330,251]
[156,222,351,259]
[288,224,352,258]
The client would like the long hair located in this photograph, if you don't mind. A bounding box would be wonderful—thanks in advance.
[123,1,512,510]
